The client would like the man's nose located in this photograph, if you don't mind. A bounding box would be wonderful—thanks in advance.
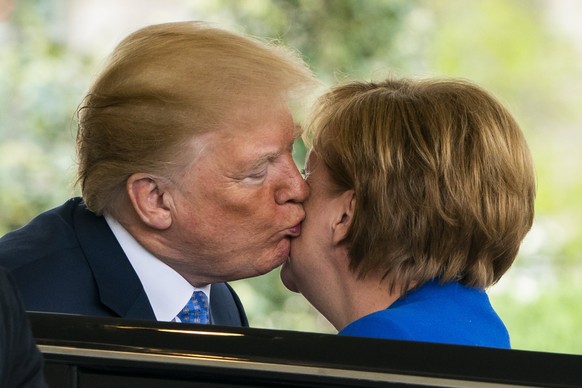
[275,156,309,205]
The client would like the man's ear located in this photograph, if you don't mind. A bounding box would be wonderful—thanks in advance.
[332,189,355,245]
[126,173,173,230]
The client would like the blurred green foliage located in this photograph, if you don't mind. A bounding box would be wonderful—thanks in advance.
[205,0,419,83]
[0,0,91,233]
[492,273,582,354]
[1,0,581,354]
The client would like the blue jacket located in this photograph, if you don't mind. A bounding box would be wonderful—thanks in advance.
[340,280,510,348]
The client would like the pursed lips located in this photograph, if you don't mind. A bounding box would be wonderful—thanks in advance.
[286,222,302,237]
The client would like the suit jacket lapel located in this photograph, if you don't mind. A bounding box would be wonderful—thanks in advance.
[210,283,248,327]
[72,200,155,320]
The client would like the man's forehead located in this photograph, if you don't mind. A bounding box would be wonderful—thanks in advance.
[187,122,296,165]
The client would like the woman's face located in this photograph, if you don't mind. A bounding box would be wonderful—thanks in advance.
[281,152,345,295]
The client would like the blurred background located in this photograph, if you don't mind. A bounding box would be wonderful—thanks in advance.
[1,0,581,354]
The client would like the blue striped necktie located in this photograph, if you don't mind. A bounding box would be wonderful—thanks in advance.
[177,291,209,324]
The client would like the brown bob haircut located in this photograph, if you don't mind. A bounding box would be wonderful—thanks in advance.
[306,77,535,291]
[76,21,315,217]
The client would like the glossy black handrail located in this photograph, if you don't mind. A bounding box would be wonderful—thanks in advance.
[28,312,582,387]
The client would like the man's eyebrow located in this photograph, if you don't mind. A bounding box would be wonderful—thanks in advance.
[248,151,280,171]
[247,126,301,171]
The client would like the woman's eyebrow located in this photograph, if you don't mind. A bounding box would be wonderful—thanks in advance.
[293,124,303,139]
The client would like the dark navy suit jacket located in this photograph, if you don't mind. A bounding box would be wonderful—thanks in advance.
[0,268,47,387]
[0,197,248,326]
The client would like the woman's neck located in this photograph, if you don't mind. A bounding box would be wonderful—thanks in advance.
[328,275,403,331]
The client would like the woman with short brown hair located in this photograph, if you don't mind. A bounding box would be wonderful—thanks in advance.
[281,77,535,348]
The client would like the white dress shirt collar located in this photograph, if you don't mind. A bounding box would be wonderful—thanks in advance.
[104,214,210,322]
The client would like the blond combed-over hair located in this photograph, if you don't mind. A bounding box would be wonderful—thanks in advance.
[76,21,315,217]
[306,77,535,291]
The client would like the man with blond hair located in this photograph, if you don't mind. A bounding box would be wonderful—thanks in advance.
[0,21,316,326]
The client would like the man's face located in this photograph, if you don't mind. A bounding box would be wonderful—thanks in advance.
[165,102,308,284]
